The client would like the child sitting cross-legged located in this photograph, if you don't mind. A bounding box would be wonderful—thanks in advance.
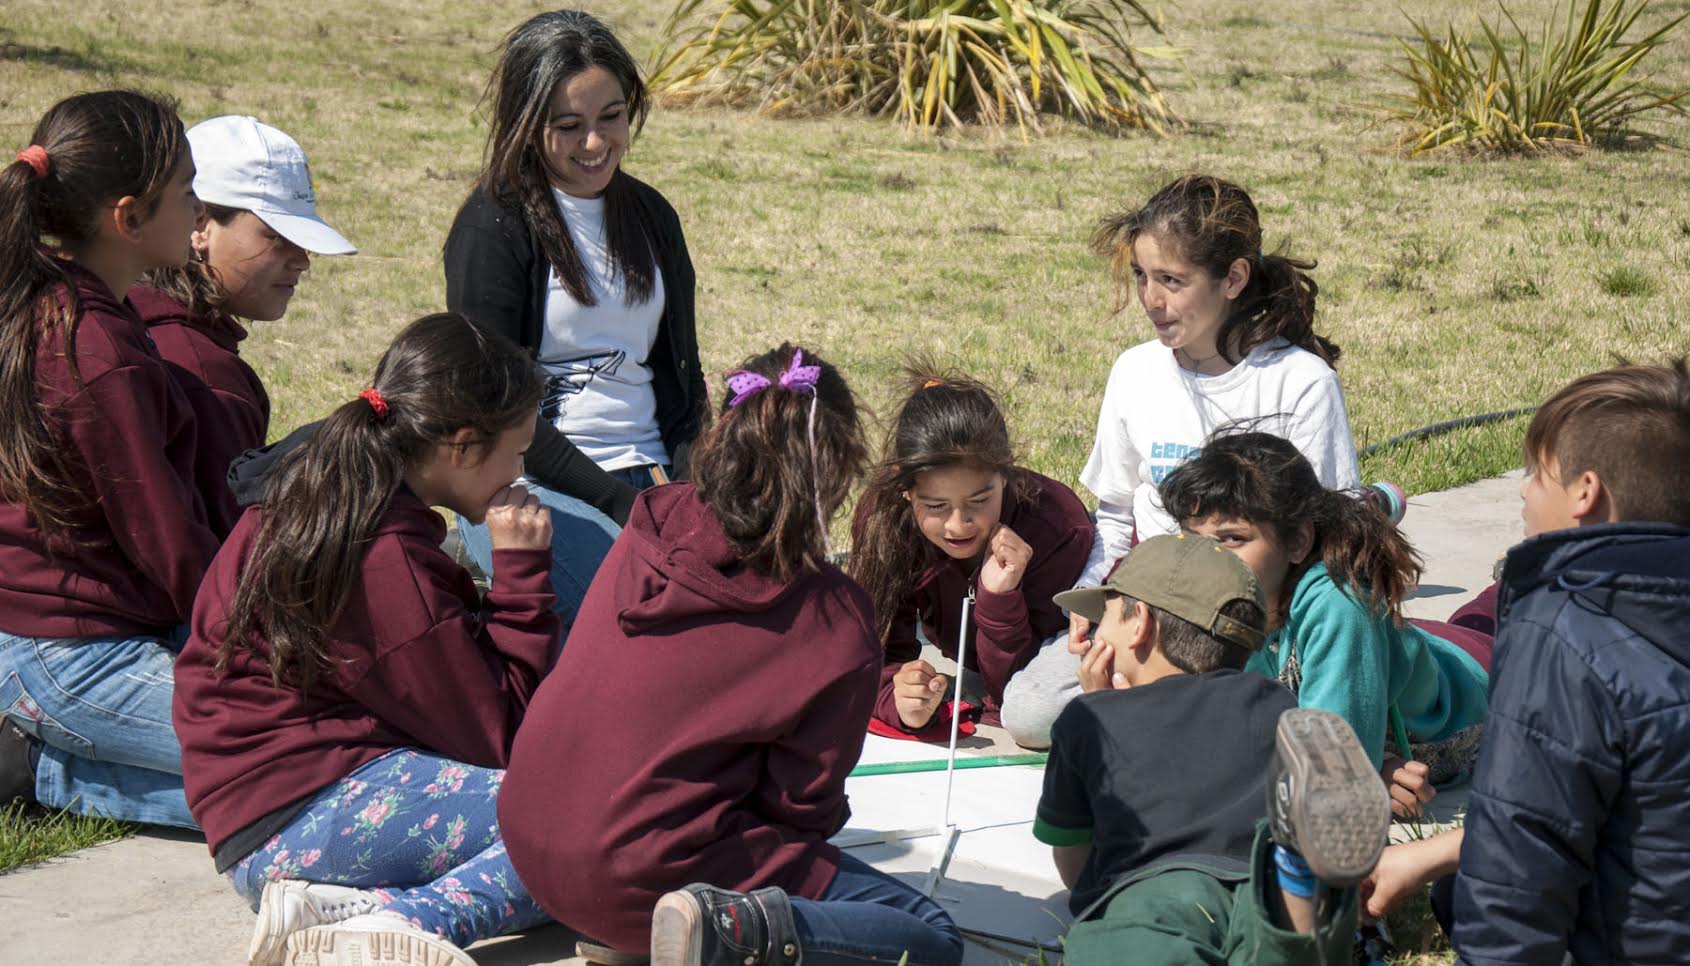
[1036,533,1391,964]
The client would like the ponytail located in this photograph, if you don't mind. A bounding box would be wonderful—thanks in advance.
[0,91,186,536]
[850,362,1035,641]
[1158,430,1418,626]
[217,313,543,692]
[1091,173,1341,369]
[691,343,866,581]
[1306,487,1419,624]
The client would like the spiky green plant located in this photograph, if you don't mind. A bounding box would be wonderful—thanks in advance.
[1380,0,1689,155]
[649,0,1179,135]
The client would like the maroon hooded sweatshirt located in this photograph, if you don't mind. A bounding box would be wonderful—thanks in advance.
[499,483,881,952]
[854,471,1093,733]
[173,490,559,860]
[130,286,269,537]
[0,260,219,638]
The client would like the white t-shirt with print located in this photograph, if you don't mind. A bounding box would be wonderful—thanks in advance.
[538,188,668,471]
[1075,337,1361,586]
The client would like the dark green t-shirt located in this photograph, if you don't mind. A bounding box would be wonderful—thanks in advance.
[1034,669,1296,916]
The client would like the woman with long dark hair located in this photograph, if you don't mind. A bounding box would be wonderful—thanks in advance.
[444,9,705,621]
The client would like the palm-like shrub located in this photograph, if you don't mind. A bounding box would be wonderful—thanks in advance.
[648,0,1177,135]
[1382,0,1689,154]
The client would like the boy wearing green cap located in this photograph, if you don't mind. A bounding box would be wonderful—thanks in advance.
[1035,533,1390,964]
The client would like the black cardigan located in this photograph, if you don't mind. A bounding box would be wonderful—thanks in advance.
[443,175,707,525]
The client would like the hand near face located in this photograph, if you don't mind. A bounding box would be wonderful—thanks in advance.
[484,484,551,551]
[893,659,950,730]
[1076,638,1127,693]
[978,524,1034,595]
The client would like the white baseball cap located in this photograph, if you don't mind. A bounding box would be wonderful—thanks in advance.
[187,116,356,255]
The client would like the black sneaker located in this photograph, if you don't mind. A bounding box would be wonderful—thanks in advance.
[1266,708,1391,888]
[1,718,39,808]
[650,883,800,966]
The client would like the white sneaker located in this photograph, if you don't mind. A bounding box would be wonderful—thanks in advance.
[249,879,384,966]
[284,913,476,966]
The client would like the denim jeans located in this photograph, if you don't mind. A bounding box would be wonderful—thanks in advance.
[229,748,547,947]
[456,466,665,627]
[790,853,964,966]
[0,629,196,828]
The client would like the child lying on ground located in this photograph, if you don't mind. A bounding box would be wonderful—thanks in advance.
[1036,533,1391,964]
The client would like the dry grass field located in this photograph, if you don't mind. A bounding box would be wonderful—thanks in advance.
[3,2,1689,957]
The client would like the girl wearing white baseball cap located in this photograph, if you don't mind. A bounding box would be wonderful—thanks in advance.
[137,116,355,535]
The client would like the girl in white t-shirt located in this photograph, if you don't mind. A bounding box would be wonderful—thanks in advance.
[1005,175,1366,749]
[1076,174,1361,588]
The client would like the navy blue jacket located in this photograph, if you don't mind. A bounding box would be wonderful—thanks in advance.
[1453,523,1690,966]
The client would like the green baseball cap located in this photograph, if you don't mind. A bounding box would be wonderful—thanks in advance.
[1053,533,1268,652]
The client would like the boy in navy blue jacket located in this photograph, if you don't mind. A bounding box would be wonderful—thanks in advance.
[1364,359,1690,965]
[1452,358,1690,965]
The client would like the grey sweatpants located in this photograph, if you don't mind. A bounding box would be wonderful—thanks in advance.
[999,633,1083,750]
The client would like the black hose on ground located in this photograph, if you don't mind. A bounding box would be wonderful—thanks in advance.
[1359,407,1537,459]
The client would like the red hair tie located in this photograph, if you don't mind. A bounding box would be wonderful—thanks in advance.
[15,145,49,180]
[358,387,389,420]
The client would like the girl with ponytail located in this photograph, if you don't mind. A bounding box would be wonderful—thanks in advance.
[172,313,561,966]
[1156,431,1490,818]
[0,91,214,828]
[1074,174,1361,597]
[499,345,963,966]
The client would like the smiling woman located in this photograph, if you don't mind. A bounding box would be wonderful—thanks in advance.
[443,8,706,625]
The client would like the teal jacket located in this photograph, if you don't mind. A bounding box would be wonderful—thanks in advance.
[1246,563,1489,767]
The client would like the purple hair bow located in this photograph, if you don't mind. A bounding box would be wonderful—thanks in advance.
[726,349,821,408]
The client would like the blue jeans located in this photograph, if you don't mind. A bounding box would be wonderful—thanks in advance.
[229,748,548,947]
[456,466,665,626]
[0,629,196,828]
[791,853,964,966]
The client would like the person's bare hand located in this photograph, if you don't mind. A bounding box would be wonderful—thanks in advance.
[1076,638,1126,693]
[484,485,551,551]
[1067,612,1092,654]
[1382,756,1436,818]
[978,525,1034,595]
[1361,832,1463,921]
[893,659,949,729]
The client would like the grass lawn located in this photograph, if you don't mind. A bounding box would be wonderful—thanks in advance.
[2,0,1687,957]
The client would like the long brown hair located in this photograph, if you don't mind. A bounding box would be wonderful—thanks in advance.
[0,90,186,536]
[1092,174,1340,368]
[140,202,242,320]
[1157,430,1419,626]
[217,313,543,692]
[689,343,867,581]
[472,9,654,307]
[850,363,1037,641]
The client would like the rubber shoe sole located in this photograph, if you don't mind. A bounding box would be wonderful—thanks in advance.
[577,939,651,965]
[649,890,705,966]
[285,924,475,966]
[1272,708,1391,888]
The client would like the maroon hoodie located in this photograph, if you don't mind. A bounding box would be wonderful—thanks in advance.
[130,286,269,537]
[173,490,559,859]
[855,471,1093,732]
[0,260,219,638]
[499,483,881,952]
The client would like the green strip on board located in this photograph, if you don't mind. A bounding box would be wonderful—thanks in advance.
[849,752,1049,777]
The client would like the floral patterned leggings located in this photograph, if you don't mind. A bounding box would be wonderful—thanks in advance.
[227,748,549,947]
